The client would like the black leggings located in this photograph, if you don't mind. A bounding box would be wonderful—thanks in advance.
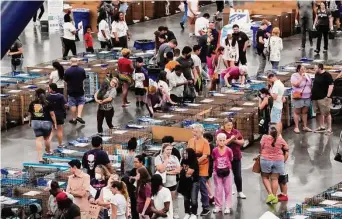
[33,5,44,22]
[316,25,329,51]
[112,36,128,48]
[63,38,76,58]
[232,159,243,192]
[216,0,224,13]
[170,94,183,104]
[100,41,112,50]
[97,108,114,133]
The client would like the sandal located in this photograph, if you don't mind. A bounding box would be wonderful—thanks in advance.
[314,127,326,133]
[325,130,333,136]
[294,128,300,134]
[303,127,312,132]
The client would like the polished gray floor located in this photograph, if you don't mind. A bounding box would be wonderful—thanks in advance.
[1,3,342,219]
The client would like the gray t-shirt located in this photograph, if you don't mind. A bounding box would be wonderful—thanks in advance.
[297,0,314,18]
[155,155,180,188]
[99,87,117,111]
[157,43,173,65]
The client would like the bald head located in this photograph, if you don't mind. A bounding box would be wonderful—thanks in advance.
[70,58,79,65]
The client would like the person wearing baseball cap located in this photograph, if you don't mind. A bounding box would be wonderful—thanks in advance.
[56,192,80,218]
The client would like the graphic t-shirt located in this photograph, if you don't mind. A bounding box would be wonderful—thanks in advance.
[82,149,110,179]
[154,155,180,187]
[212,147,233,172]
[317,9,332,26]
[90,179,107,199]
[98,88,117,111]
[216,129,243,160]
[28,100,53,121]
[133,72,146,89]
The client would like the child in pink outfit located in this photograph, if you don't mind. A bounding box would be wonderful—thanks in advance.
[212,133,234,214]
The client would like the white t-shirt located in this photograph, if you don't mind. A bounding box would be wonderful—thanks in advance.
[271,79,285,110]
[154,155,180,187]
[50,70,65,88]
[102,187,115,215]
[187,0,199,18]
[112,21,128,38]
[98,20,111,42]
[111,193,127,219]
[63,22,76,40]
[268,36,283,62]
[157,80,170,96]
[194,17,209,36]
[133,72,145,88]
[169,72,187,97]
[152,187,173,219]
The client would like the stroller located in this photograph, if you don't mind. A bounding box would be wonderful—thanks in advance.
[331,78,342,116]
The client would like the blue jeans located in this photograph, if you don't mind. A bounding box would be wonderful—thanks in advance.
[195,176,209,210]
[31,120,53,137]
[181,3,188,25]
[184,181,199,215]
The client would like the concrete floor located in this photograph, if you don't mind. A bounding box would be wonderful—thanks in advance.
[1,3,342,219]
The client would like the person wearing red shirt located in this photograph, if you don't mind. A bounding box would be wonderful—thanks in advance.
[221,65,247,88]
[84,26,94,53]
[118,48,134,107]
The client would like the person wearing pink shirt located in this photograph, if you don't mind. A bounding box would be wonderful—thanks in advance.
[212,133,234,214]
[221,65,247,88]
[260,126,289,205]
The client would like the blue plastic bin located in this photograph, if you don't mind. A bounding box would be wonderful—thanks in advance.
[72,8,90,34]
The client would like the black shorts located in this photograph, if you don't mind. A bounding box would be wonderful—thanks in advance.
[135,88,146,96]
[167,185,177,192]
[332,10,340,19]
[56,117,65,125]
[278,174,288,185]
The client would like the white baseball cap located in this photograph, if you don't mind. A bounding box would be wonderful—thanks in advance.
[63,4,72,10]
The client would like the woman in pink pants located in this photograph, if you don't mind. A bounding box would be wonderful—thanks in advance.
[212,133,234,214]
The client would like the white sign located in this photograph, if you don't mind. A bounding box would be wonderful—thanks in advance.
[48,0,63,33]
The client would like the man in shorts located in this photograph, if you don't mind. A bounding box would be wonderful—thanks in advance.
[312,64,334,135]
[64,58,86,125]
[268,73,285,133]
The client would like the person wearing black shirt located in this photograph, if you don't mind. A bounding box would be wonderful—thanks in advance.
[178,148,199,218]
[256,20,270,78]
[209,22,219,51]
[313,2,333,53]
[312,64,334,135]
[197,28,211,66]
[7,39,24,72]
[47,83,66,148]
[232,24,249,65]
[64,58,87,125]
[176,46,196,81]
[28,88,57,163]
[82,136,114,179]
[163,26,177,41]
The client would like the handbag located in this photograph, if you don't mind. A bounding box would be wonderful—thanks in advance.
[292,79,307,100]
[252,155,261,173]
[334,131,342,163]
[183,85,196,99]
[216,168,230,178]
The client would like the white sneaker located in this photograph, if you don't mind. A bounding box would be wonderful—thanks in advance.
[213,207,221,213]
[174,214,180,219]
[183,214,190,219]
[238,192,247,199]
[189,215,197,219]
[224,208,231,214]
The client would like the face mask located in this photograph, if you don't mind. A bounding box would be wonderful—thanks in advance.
[95,173,102,180]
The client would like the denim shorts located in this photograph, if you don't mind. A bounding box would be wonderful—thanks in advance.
[270,107,282,123]
[68,95,85,107]
[292,98,311,109]
[260,157,284,174]
[31,120,53,137]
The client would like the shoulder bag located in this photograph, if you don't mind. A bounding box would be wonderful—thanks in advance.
[292,78,307,100]
[252,155,261,173]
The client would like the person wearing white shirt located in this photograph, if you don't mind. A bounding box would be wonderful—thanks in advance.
[98,12,112,50]
[150,174,173,219]
[195,13,210,37]
[95,175,116,218]
[268,27,283,72]
[63,14,80,59]
[187,0,199,37]
[58,4,72,56]
[112,11,130,48]
[49,61,65,94]
[157,71,177,105]
[133,70,146,108]
[169,65,191,104]
[223,34,239,67]
[110,181,128,219]
[268,73,285,133]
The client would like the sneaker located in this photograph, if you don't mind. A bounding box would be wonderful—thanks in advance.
[238,192,246,199]
[174,214,180,219]
[323,49,328,53]
[69,119,77,125]
[277,194,289,201]
[271,196,279,204]
[140,101,145,108]
[200,209,210,216]
[136,101,140,108]
[224,208,231,214]
[266,194,276,204]
[180,22,184,30]
[189,215,197,219]
[213,207,221,213]
[314,49,320,53]
[183,214,191,219]
[76,117,85,124]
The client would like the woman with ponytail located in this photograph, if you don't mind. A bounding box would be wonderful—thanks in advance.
[50,61,65,95]
[110,180,129,219]
[94,78,119,135]
[28,88,57,163]
[259,126,289,205]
